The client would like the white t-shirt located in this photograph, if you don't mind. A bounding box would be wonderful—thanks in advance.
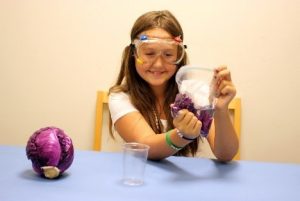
[109,92,168,130]
[108,91,215,158]
[108,92,138,124]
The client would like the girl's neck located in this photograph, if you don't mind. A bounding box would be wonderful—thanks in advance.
[151,84,165,99]
[151,86,166,119]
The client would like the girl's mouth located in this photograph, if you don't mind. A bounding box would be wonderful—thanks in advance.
[148,70,165,75]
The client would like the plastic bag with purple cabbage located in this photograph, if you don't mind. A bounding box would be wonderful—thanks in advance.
[171,66,217,137]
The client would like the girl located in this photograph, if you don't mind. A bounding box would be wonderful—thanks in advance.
[108,10,238,161]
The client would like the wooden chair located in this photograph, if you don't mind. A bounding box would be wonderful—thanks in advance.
[228,98,241,160]
[93,91,241,159]
[93,91,108,151]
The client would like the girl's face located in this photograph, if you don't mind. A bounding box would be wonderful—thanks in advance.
[134,28,177,91]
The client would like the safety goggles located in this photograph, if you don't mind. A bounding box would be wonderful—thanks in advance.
[132,35,187,65]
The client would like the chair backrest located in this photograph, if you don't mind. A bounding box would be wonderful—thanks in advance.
[93,90,241,159]
[93,91,108,151]
[228,98,241,160]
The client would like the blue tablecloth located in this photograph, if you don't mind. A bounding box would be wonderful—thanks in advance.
[1,145,300,201]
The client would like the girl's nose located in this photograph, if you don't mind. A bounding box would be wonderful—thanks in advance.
[152,53,164,66]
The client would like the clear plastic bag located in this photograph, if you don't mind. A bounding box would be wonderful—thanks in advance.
[171,65,217,137]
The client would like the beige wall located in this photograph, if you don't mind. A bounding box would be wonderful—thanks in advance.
[1,0,299,163]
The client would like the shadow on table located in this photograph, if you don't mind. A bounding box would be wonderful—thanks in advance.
[148,158,239,182]
[19,169,71,181]
[211,159,240,178]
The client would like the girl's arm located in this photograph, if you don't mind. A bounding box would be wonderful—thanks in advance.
[207,66,239,161]
[208,110,239,161]
[114,111,193,160]
[114,104,202,160]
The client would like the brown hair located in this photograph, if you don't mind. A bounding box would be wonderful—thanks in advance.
[109,10,199,156]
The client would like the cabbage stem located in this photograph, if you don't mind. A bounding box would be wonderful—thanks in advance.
[41,166,60,179]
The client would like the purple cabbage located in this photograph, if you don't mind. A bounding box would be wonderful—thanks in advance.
[26,126,74,179]
[171,93,214,137]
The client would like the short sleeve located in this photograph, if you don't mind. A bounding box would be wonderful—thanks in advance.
[108,92,138,124]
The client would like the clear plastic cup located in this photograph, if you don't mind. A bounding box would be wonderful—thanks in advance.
[174,65,217,137]
[122,142,149,186]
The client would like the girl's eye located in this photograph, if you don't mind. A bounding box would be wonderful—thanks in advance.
[164,52,175,57]
[144,51,156,56]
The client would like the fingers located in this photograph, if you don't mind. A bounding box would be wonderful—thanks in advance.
[174,110,194,129]
[216,79,236,97]
[191,120,202,134]
[173,110,202,137]
[174,109,189,122]
[181,112,195,126]
[214,65,232,82]
[213,65,236,97]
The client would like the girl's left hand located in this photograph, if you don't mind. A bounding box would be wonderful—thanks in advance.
[214,65,236,110]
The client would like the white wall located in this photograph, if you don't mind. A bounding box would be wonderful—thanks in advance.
[1,0,299,163]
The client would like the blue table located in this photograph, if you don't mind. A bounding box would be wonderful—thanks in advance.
[1,145,300,201]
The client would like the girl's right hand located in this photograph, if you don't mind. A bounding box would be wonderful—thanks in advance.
[173,109,202,139]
